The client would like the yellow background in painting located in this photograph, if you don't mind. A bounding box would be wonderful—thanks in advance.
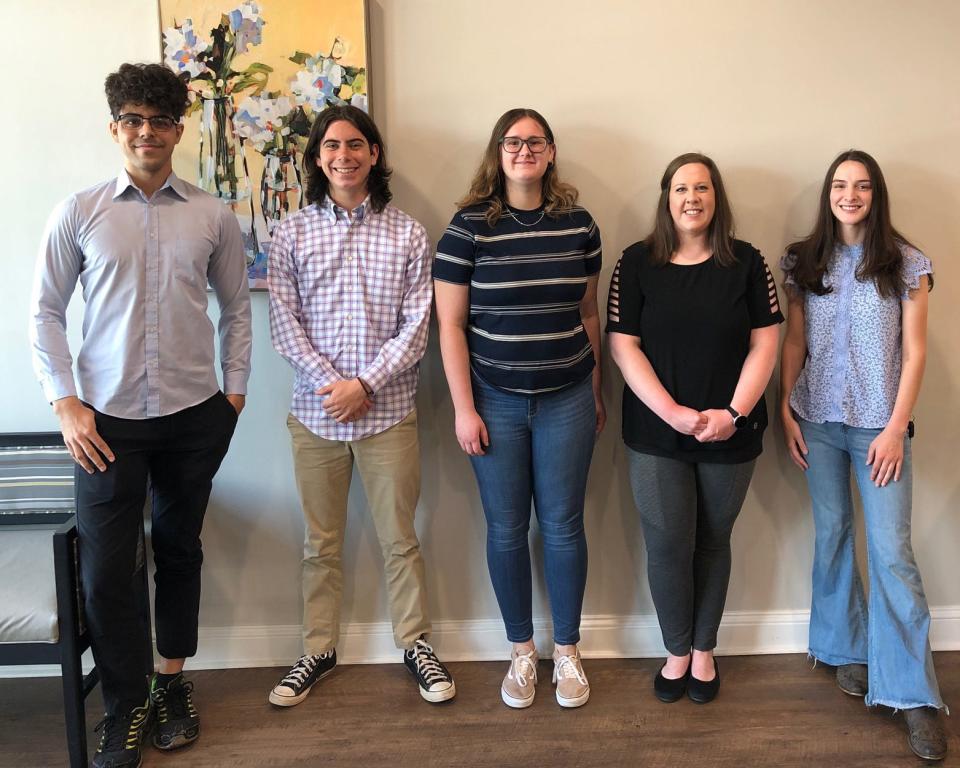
[159,0,367,82]
[158,0,367,238]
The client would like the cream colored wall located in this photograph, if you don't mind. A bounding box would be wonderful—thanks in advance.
[4,0,959,664]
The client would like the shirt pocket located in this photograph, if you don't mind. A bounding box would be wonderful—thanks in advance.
[172,236,214,287]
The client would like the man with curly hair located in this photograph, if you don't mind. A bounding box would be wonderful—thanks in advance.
[29,62,251,768]
[267,105,456,709]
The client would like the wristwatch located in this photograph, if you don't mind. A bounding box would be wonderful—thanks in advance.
[725,406,748,429]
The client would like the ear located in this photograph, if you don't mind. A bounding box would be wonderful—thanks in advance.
[109,119,120,144]
[370,143,380,166]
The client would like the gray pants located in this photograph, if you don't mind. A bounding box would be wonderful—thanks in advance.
[627,449,755,656]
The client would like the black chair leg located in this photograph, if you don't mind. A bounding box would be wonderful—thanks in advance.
[60,644,89,768]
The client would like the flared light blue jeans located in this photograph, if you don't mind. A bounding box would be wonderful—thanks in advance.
[799,419,943,710]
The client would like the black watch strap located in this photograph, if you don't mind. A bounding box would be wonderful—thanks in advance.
[725,405,748,429]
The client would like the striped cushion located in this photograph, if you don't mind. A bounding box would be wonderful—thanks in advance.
[0,438,74,520]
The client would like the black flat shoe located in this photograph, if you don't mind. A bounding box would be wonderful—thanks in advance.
[687,659,720,704]
[654,664,689,703]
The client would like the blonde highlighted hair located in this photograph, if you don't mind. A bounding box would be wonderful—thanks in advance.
[457,108,579,225]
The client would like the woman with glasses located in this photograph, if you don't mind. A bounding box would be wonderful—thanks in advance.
[780,150,945,761]
[607,153,782,704]
[434,108,604,709]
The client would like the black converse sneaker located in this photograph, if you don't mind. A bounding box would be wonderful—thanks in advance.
[92,699,153,768]
[269,650,337,707]
[150,673,200,750]
[403,638,456,703]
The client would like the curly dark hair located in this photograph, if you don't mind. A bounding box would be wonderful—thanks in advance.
[104,63,189,120]
[302,105,392,212]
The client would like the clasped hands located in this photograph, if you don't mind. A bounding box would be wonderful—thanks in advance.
[317,378,372,424]
[668,405,736,443]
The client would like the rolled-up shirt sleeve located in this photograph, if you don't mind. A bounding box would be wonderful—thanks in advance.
[29,197,82,403]
[208,205,253,395]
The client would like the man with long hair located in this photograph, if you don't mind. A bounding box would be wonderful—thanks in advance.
[267,105,455,707]
[29,62,252,767]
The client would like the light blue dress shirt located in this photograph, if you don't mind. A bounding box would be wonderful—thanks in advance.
[29,171,252,419]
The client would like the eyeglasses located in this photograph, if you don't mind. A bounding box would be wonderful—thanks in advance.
[115,113,179,132]
[500,136,550,154]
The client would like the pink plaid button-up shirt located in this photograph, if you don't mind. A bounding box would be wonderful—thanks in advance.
[268,196,433,440]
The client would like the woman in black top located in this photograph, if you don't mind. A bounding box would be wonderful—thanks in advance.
[606,153,782,703]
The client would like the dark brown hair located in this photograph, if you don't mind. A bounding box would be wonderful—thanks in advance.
[302,105,392,212]
[457,107,578,225]
[783,149,929,297]
[104,63,189,120]
[645,152,736,267]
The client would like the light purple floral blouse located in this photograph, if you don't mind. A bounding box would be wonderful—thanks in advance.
[781,244,932,429]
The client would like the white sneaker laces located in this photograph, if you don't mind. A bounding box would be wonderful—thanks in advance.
[407,639,449,686]
[281,652,329,687]
[508,650,538,686]
[555,653,587,685]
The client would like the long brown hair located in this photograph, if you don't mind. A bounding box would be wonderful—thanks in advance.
[783,149,928,297]
[457,108,578,225]
[645,152,736,267]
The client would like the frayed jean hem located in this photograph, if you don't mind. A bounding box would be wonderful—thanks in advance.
[865,696,949,715]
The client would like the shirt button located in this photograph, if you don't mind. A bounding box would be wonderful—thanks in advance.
[346,314,353,320]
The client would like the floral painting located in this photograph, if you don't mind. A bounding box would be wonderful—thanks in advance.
[160,0,369,288]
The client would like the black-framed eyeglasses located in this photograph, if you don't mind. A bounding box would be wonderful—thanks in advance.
[115,113,179,132]
[500,136,551,154]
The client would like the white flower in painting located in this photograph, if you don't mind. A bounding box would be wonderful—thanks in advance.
[163,20,210,79]
[229,1,265,55]
[235,95,295,152]
[350,93,368,113]
[290,58,344,111]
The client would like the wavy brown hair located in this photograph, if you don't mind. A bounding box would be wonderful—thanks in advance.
[303,105,392,212]
[645,152,736,267]
[783,149,928,297]
[457,108,578,225]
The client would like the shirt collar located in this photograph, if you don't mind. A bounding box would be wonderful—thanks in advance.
[113,169,188,201]
[319,194,370,223]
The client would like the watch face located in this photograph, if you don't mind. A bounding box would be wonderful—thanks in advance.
[734,415,748,429]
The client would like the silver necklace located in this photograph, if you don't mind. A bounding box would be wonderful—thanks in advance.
[507,208,545,227]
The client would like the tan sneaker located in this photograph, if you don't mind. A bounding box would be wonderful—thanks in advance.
[501,648,539,708]
[552,647,589,708]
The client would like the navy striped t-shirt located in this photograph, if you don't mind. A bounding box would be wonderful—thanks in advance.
[434,203,602,394]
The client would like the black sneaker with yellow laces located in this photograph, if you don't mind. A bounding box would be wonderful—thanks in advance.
[92,699,153,768]
[150,673,200,750]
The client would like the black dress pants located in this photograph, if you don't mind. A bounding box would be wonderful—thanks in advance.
[75,392,238,715]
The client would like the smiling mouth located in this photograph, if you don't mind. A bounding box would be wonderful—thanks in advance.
[683,208,703,215]
[332,167,359,174]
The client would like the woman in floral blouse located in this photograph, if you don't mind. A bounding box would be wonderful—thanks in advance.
[779,149,946,762]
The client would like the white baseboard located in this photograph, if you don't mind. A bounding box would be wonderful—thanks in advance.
[5,606,959,678]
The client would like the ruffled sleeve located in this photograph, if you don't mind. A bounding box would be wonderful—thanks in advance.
[900,245,933,297]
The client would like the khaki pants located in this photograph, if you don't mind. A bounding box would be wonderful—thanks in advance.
[287,410,430,653]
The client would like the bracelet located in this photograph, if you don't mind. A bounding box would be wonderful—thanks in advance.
[358,377,373,396]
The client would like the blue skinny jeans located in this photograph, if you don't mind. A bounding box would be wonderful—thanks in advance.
[469,374,596,646]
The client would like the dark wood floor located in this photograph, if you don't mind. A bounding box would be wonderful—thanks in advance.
[1,653,957,767]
